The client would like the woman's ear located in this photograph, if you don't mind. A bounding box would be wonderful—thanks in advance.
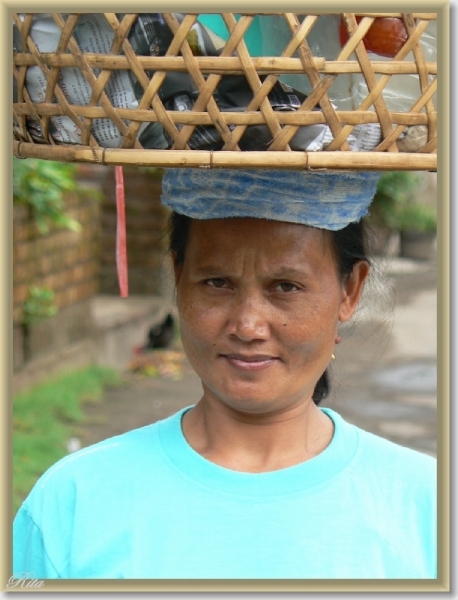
[338,261,370,323]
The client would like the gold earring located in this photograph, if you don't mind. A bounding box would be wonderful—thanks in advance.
[331,354,336,360]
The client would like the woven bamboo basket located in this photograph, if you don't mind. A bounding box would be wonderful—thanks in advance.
[13,12,438,171]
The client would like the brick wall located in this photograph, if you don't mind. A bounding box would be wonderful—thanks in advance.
[13,168,104,373]
[13,189,101,324]
[13,164,172,380]
[99,167,170,295]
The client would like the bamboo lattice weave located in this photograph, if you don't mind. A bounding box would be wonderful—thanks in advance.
[13,12,438,170]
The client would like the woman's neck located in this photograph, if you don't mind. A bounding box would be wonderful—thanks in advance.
[181,395,334,473]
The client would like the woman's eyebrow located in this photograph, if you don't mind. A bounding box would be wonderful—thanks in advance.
[193,265,312,278]
[270,268,310,278]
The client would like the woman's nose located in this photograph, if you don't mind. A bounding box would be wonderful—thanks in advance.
[227,292,271,342]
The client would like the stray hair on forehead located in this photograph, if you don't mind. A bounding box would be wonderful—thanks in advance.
[168,211,371,405]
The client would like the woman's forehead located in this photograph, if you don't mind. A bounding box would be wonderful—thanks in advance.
[189,216,318,242]
[186,217,334,268]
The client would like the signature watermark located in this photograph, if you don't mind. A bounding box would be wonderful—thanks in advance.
[7,573,44,589]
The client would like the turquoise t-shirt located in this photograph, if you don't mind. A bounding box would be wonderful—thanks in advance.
[13,407,436,579]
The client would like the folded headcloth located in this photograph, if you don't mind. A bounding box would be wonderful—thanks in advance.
[161,168,380,231]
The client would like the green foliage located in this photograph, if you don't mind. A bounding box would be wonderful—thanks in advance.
[136,166,165,178]
[389,203,437,233]
[368,171,436,233]
[13,157,82,234]
[22,286,58,326]
[375,171,422,204]
[13,365,121,514]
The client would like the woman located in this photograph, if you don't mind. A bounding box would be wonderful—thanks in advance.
[13,169,436,579]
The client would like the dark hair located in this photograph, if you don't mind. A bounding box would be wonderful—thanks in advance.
[169,212,369,405]
[314,221,370,403]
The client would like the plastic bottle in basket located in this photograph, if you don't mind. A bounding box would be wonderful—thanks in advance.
[259,15,358,111]
[253,15,384,151]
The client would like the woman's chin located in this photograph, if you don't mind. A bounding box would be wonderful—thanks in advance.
[201,382,308,416]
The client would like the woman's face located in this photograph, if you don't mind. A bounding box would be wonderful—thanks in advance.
[174,218,368,416]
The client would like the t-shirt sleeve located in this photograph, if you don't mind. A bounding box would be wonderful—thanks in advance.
[13,505,60,579]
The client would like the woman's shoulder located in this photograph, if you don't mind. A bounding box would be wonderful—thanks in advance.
[41,422,158,482]
[357,424,436,470]
[326,408,436,488]
[23,408,187,506]
[350,420,436,496]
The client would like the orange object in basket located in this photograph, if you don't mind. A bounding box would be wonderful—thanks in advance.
[339,16,409,58]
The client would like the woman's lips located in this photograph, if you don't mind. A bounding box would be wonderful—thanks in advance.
[220,354,279,371]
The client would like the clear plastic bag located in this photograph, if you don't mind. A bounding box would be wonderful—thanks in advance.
[258,15,358,110]
[352,19,437,112]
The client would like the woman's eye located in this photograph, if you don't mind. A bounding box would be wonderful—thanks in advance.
[206,278,227,288]
[274,282,299,293]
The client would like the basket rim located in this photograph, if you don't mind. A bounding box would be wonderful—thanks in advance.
[13,140,438,172]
